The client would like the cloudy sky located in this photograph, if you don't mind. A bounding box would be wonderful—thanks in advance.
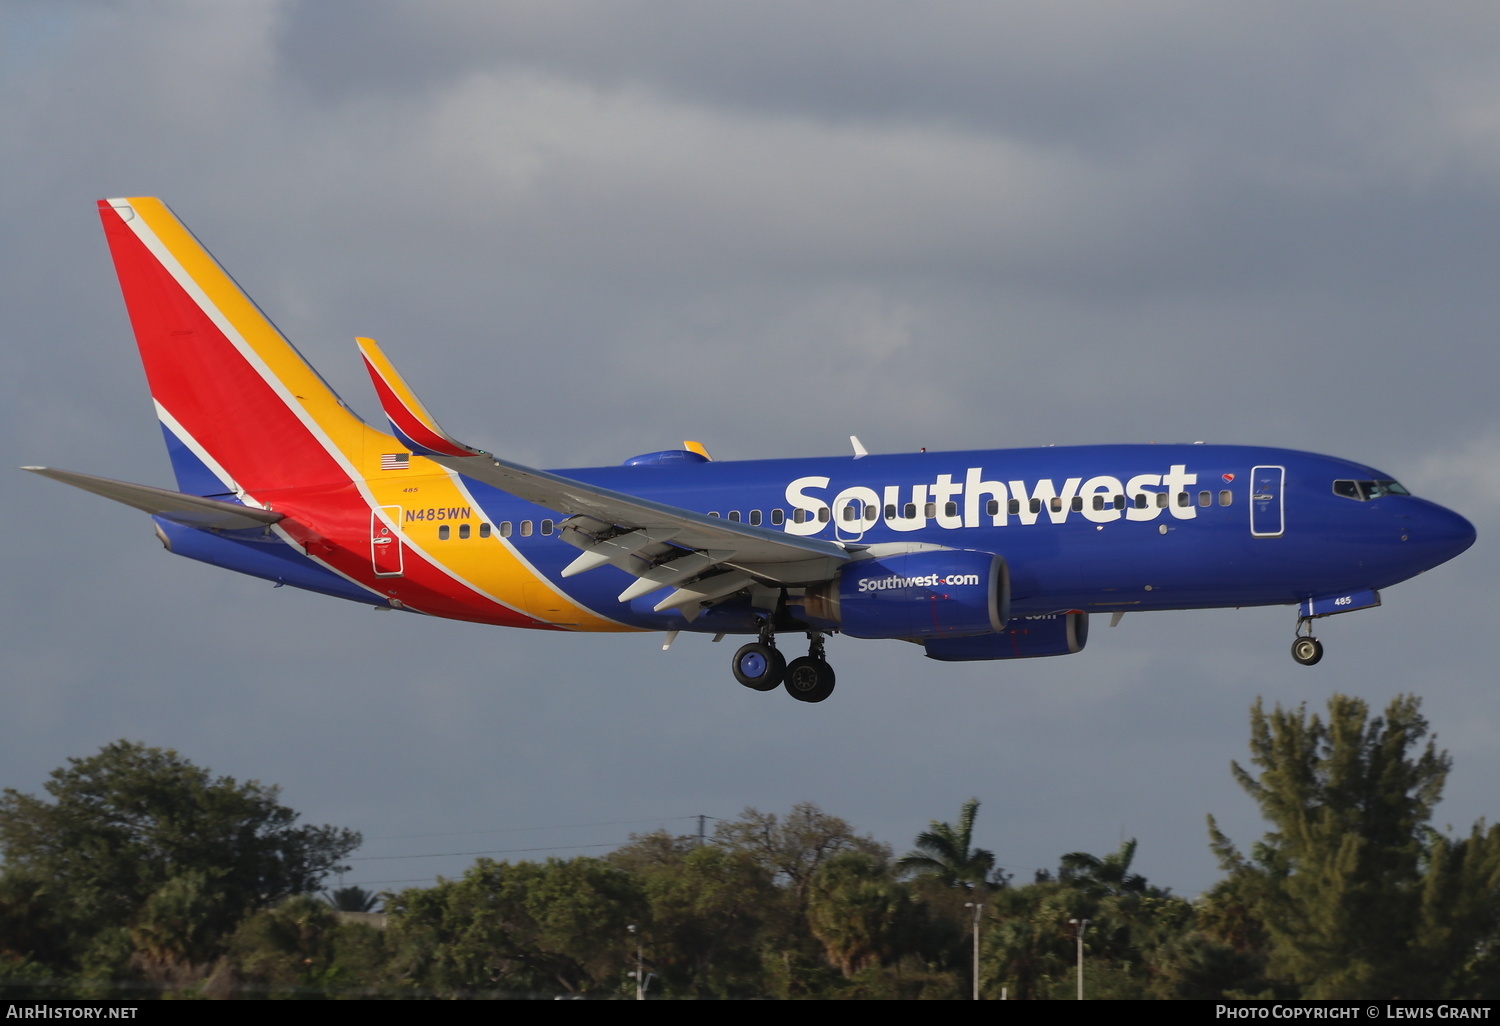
[3,1,1497,897]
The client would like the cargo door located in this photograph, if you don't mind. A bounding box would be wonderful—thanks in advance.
[371,506,404,575]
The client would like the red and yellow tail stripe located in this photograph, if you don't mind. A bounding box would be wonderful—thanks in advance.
[99,198,630,633]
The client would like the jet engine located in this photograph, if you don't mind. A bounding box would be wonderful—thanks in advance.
[802,550,1008,640]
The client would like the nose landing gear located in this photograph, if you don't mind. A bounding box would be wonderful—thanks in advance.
[1291,618,1324,666]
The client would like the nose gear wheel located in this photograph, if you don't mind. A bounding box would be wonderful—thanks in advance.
[1291,617,1323,665]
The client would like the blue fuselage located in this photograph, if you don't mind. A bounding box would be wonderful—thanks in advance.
[155,443,1475,637]
[467,443,1475,630]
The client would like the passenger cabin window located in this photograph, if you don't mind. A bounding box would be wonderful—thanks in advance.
[945,501,959,518]
[728,510,741,522]
[479,523,491,538]
[1198,491,1211,507]
[438,525,450,540]
[818,508,830,523]
[924,502,937,518]
[1009,499,1021,515]
[904,503,917,519]
[1176,492,1190,507]
[987,499,1000,516]
[520,521,533,537]
[458,523,471,539]
[1219,490,1232,506]
[500,521,512,538]
[708,511,721,518]
[541,519,554,535]
[1156,493,1169,508]
[749,510,762,526]
[771,509,785,526]
[1029,498,1041,514]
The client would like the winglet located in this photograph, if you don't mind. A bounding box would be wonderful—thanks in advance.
[356,337,480,458]
[683,440,713,461]
[850,435,868,460]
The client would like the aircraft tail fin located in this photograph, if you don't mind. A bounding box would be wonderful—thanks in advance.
[98,198,382,499]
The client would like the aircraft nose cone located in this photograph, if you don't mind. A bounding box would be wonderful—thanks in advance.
[1408,501,1476,569]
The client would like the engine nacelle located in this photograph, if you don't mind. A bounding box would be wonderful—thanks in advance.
[922,612,1089,661]
[803,550,1009,640]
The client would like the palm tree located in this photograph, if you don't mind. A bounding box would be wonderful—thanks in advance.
[897,798,996,889]
[1057,839,1150,898]
[324,885,381,913]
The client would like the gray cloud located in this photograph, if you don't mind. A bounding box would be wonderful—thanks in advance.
[3,0,1497,897]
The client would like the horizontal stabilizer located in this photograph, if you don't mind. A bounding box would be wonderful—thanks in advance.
[22,467,283,531]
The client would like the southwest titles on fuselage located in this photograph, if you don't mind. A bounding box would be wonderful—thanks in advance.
[783,463,1202,536]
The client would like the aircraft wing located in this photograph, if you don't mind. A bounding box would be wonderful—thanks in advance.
[22,467,284,531]
[357,338,851,614]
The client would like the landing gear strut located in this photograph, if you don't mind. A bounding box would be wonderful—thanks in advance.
[729,626,835,702]
[1291,618,1323,666]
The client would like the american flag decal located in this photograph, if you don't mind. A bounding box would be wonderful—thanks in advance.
[381,453,411,471]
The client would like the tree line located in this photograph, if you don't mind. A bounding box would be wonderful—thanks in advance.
[3,694,1499,998]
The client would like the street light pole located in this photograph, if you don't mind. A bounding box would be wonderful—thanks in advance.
[1068,917,1089,999]
[964,901,984,1000]
[627,924,644,1000]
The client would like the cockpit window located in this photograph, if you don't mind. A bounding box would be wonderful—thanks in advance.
[1333,479,1410,501]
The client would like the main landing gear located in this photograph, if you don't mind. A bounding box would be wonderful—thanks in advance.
[1291,618,1324,666]
[732,626,835,703]
[732,629,785,692]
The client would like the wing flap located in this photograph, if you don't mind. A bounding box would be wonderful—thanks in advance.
[617,549,734,602]
[559,526,682,577]
[652,571,757,612]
